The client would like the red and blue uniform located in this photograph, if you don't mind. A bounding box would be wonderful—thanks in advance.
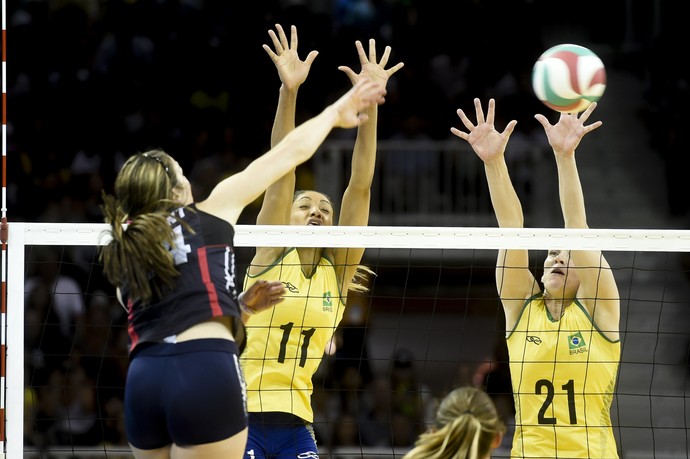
[122,204,248,449]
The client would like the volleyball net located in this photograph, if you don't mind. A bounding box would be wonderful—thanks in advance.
[4,223,690,458]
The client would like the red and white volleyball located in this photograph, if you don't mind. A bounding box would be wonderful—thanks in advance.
[531,43,606,113]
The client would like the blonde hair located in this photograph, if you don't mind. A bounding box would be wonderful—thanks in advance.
[99,149,188,304]
[403,386,506,459]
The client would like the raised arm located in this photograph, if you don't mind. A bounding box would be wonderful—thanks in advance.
[196,80,386,225]
[535,103,619,338]
[257,24,319,227]
[332,39,403,287]
[451,98,536,329]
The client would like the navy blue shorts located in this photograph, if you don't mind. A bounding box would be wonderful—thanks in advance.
[245,412,318,459]
[125,339,247,449]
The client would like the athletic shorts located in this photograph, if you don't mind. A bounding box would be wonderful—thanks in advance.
[125,339,247,449]
[245,412,318,459]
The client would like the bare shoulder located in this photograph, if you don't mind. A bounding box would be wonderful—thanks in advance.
[246,247,288,276]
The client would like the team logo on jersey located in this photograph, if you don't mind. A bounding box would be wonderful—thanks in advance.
[323,291,333,311]
[568,332,588,354]
[526,335,542,345]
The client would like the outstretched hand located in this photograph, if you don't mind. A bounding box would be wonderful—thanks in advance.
[534,102,602,157]
[241,280,286,314]
[338,38,404,90]
[450,98,517,164]
[332,80,386,128]
[263,24,318,91]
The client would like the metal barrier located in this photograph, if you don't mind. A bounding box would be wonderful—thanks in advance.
[314,139,554,228]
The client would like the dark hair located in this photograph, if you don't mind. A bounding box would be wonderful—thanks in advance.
[292,189,335,218]
[403,386,506,459]
[99,149,187,304]
[292,189,375,294]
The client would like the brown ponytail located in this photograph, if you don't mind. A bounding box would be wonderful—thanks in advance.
[99,150,185,304]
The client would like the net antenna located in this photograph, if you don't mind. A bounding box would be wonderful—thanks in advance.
[2,0,9,456]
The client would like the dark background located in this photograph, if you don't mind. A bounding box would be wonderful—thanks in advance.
[4,0,689,226]
[10,1,690,456]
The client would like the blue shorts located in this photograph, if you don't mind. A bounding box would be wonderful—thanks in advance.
[245,412,318,459]
[125,339,247,449]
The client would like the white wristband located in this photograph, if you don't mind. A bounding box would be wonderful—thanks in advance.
[238,292,256,315]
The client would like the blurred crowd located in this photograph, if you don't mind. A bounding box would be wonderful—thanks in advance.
[6,0,687,224]
[6,0,554,225]
[13,0,689,453]
[24,245,128,449]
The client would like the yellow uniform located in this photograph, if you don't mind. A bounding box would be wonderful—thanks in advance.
[241,249,345,422]
[507,293,620,459]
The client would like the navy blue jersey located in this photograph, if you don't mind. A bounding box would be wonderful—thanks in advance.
[124,204,242,354]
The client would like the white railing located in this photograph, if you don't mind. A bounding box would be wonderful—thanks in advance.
[315,139,555,228]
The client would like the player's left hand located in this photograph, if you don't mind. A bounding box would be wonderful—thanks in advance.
[241,280,286,314]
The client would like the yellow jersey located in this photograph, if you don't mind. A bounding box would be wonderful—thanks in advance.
[241,249,345,423]
[507,293,620,459]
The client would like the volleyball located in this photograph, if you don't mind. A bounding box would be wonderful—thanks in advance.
[531,43,606,113]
